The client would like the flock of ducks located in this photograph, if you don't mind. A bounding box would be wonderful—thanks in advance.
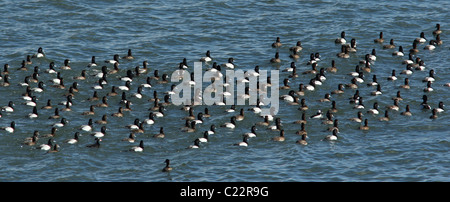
[0,23,446,173]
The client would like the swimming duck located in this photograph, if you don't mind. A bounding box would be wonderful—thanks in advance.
[105,54,120,64]
[60,59,71,70]
[387,70,397,81]
[414,32,427,43]
[91,126,107,138]
[401,105,412,116]
[234,135,249,147]
[221,116,236,129]
[153,127,165,138]
[86,138,101,148]
[388,99,400,111]
[383,39,396,49]
[122,133,136,143]
[289,41,303,52]
[200,50,212,62]
[66,132,80,144]
[374,32,385,43]
[1,121,15,133]
[162,159,173,172]
[379,110,390,121]
[270,52,281,63]
[436,102,444,113]
[392,46,404,56]
[188,139,201,149]
[433,24,442,35]
[28,106,38,118]
[129,140,144,152]
[323,129,338,141]
[271,37,282,48]
[424,40,437,50]
[335,31,346,44]
[32,47,45,58]
[367,102,380,115]
[296,134,308,145]
[326,60,338,73]
[87,56,97,67]
[37,139,53,150]
[122,49,134,60]
[423,81,434,92]
[430,108,438,119]
[359,119,370,131]
[272,130,286,142]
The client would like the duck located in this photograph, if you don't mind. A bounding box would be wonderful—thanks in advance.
[379,110,390,121]
[200,50,213,62]
[310,110,323,119]
[289,41,303,52]
[122,49,134,60]
[296,134,308,145]
[122,133,136,143]
[349,111,364,123]
[367,75,379,86]
[374,32,385,43]
[399,78,411,89]
[86,138,101,148]
[368,49,377,61]
[198,131,209,143]
[371,84,382,96]
[383,39,396,49]
[388,99,400,111]
[1,121,15,133]
[37,139,53,150]
[235,109,245,121]
[223,58,235,69]
[87,56,97,67]
[367,102,380,115]
[433,23,442,35]
[1,101,14,113]
[118,80,131,91]
[436,102,445,113]
[205,124,216,135]
[60,59,71,70]
[430,108,438,119]
[28,107,39,118]
[153,127,165,138]
[82,105,96,116]
[270,52,281,63]
[245,126,257,138]
[120,69,134,82]
[331,84,345,95]
[290,49,300,59]
[162,159,173,172]
[354,97,365,109]
[400,64,413,75]
[66,132,80,144]
[112,107,124,117]
[0,75,11,86]
[318,93,331,102]
[80,119,94,132]
[23,132,39,146]
[105,54,120,64]
[32,81,45,93]
[414,32,427,43]
[188,139,201,149]
[234,135,249,147]
[337,45,350,58]
[295,84,305,96]
[421,95,431,110]
[401,105,413,116]
[297,98,309,111]
[422,69,435,83]
[392,46,404,56]
[182,121,197,133]
[326,60,338,73]
[220,116,236,129]
[193,112,204,124]
[153,106,165,118]
[53,118,68,128]
[129,140,144,152]
[280,90,295,103]
[392,91,403,101]
[328,119,339,132]
[272,130,286,142]
[91,126,107,138]
[32,47,45,58]
[423,81,434,92]
[387,70,398,81]
[271,37,282,48]
[335,31,346,44]
[415,60,426,71]
[94,114,108,125]
[132,86,143,99]
[346,38,357,52]
[323,129,338,141]
[158,74,170,84]
[295,122,307,136]
[409,42,419,53]
[403,53,414,65]
[305,79,316,91]
[424,40,437,50]
[144,112,155,125]
[359,119,370,131]
[282,62,296,72]
[345,78,358,89]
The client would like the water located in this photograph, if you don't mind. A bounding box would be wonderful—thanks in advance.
[0,0,449,182]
